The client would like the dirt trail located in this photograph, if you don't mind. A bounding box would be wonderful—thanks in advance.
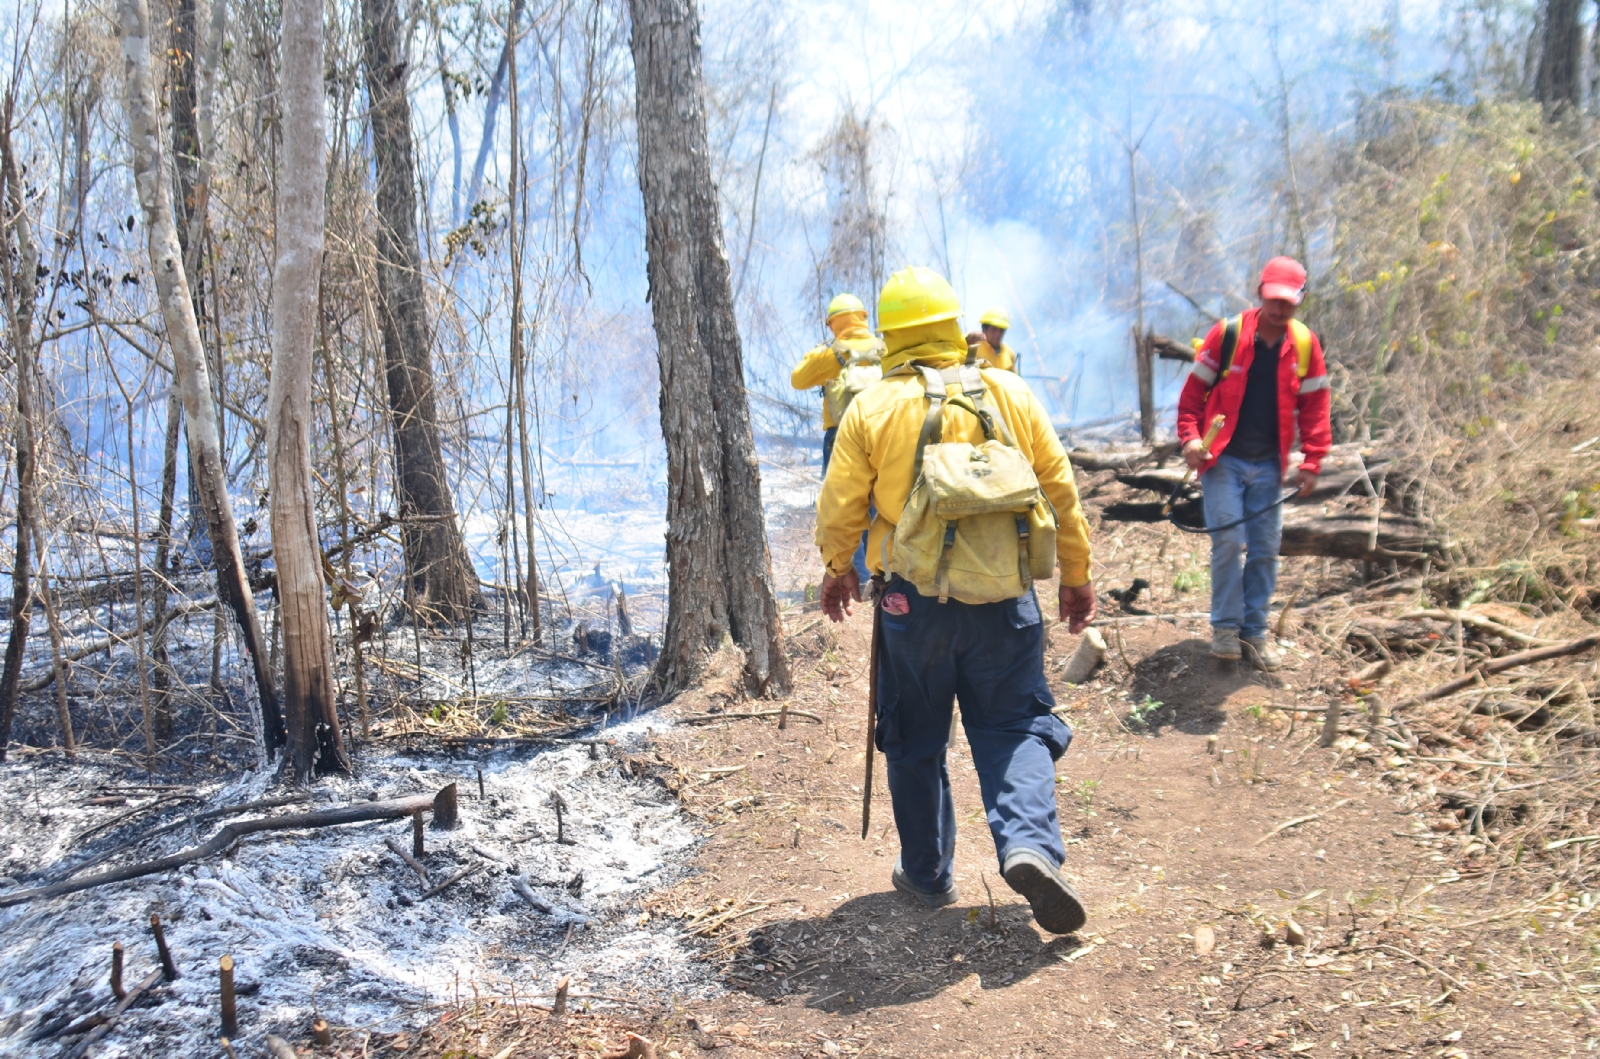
[413,511,1594,1058]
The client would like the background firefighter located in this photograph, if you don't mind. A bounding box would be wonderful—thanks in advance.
[1176,256,1331,670]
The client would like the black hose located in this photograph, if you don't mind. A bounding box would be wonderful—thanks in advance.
[1163,483,1298,535]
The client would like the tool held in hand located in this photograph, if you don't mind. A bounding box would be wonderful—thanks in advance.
[1163,413,1225,516]
[861,577,884,839]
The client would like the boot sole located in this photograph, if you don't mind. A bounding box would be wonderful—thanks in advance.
[1002,856,1087,935]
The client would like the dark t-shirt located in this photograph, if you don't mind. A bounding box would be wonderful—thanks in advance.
[1227,333,1281,462]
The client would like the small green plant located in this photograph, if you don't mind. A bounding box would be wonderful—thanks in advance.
[1172,569,1206,594]
[488,701,509,726]
[428,702,449,723]
[1071,777,1100,812]
[1127,695,1164,730]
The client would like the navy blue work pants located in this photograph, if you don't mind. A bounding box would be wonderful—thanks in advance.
[874,577,1072,894]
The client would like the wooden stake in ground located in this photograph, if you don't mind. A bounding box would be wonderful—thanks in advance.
[412,809,426,857]
[116,0,283,754]
[553,975,570,1016]
[150,913,179,980]
[110,942,125,1000]
[433,782,459,829]
[268,0,348,778]
[626,0,790,697]
[219,954,237,1037]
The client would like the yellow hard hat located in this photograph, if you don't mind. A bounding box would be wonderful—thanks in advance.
[877,266,961,332]
[979,306,1010,329]
[826,293,865,320]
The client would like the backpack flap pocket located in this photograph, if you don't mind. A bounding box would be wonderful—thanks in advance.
[923,441,1042,519]
[1026,498,1058,581]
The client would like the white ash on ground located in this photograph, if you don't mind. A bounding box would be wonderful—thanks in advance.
[0,717,714,1057]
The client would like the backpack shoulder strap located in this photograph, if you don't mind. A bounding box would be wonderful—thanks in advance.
[1217,315,1242,377]
[911,365,947,484]
[1288,319,1313,378]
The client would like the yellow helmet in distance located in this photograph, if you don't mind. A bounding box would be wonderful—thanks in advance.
[979,306,1011,330]
[877,266,961,332]
[826,293,866,320]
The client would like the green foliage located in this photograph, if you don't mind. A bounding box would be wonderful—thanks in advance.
[1172,569,1207,594]
[488,701,509,726]
[1126,695,1164,730]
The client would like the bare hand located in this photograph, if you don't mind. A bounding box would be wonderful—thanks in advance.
[1182,439,1208,472]
[1059,581,1097,634]
[1296,469,1318,498]
[821,570,859,623]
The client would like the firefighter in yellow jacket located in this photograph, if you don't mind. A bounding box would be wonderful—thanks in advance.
[790,293,886,473]
[816,266,1096,934]
[968,306,1019,372]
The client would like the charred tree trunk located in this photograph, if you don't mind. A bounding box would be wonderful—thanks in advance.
[118,0,285,755]
[1537,0,1584,114]
[360,0,479,624]
[627,0,789,696]
[271,0,348,778]
[0,98,41,761]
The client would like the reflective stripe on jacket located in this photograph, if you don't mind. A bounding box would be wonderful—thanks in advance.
[1175,307,1332,476]
[817,356,1092,586]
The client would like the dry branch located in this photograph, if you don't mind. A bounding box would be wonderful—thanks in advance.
[0,790,441,907]
[1392,634,1600,711]
[676,709,822,725]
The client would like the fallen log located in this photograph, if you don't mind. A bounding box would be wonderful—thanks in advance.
[60,967,164,1059]
[1098,499,1440,562]
[0,789,444,907]
[1067,443,1180,474]
[1114,456,1395,506]
[1392,633,1600,711]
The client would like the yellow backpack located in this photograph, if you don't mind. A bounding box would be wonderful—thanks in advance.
[822,337,884,423]
[886,364,1058,604]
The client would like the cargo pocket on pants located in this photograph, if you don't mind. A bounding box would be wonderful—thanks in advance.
[1007,590,1042,629]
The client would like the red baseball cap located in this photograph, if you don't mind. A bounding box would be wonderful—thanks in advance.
[1259,256,1307,304]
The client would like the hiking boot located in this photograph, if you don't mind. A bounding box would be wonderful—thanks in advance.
[1241,635,1283,671]
[1001,847,1087,935]
[1210,626,1242,660]
[892,857,959,909]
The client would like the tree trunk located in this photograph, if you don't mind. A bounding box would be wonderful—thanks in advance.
[627,0,789,696]
[271,0,348,779]
[0,98,40,761]
[1537,0,1584,114]
[507,19,542,642]
[117,0,285,754]
[360,0,479,624]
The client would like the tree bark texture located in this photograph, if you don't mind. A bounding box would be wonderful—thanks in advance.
[360,0,479,624]
[271,0,348,778]
[1537,0,1584,113]
[0,101,40,760]
[118,0,285,754]
[627,0,789,696]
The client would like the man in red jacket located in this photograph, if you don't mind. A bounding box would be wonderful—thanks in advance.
[1175,257,1331,670]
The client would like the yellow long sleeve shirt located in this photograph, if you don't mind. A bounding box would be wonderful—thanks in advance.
[816,351,1092,587]
[973,340,1017,372]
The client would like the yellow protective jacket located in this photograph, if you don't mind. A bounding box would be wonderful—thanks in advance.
[973,339,1017,372]
[791,311,880,429]
[817,320,1092,587]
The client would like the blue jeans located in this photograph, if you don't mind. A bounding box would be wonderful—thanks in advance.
[875,578,1072,894]
[821,427,870,583]
[1202,453,1284,639]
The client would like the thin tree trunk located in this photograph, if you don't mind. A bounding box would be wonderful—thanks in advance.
[117,0,285,755]
[271,0,348,778]
[1537,0,1584,114]
[627,0,789,696]
[507,16,541,642]
[464,0,527,213]
[360,0,479,624]
[149,387,181,742]
[0,97,39,760]
[32,527,74,758]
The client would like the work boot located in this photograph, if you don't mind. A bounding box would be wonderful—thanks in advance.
[1210,626,1242,661]
[891,857,959,909]
[1241,635,1283,671]
[1001,847,1087,935]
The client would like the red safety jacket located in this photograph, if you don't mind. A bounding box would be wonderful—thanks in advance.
[1175,307,1332,476]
